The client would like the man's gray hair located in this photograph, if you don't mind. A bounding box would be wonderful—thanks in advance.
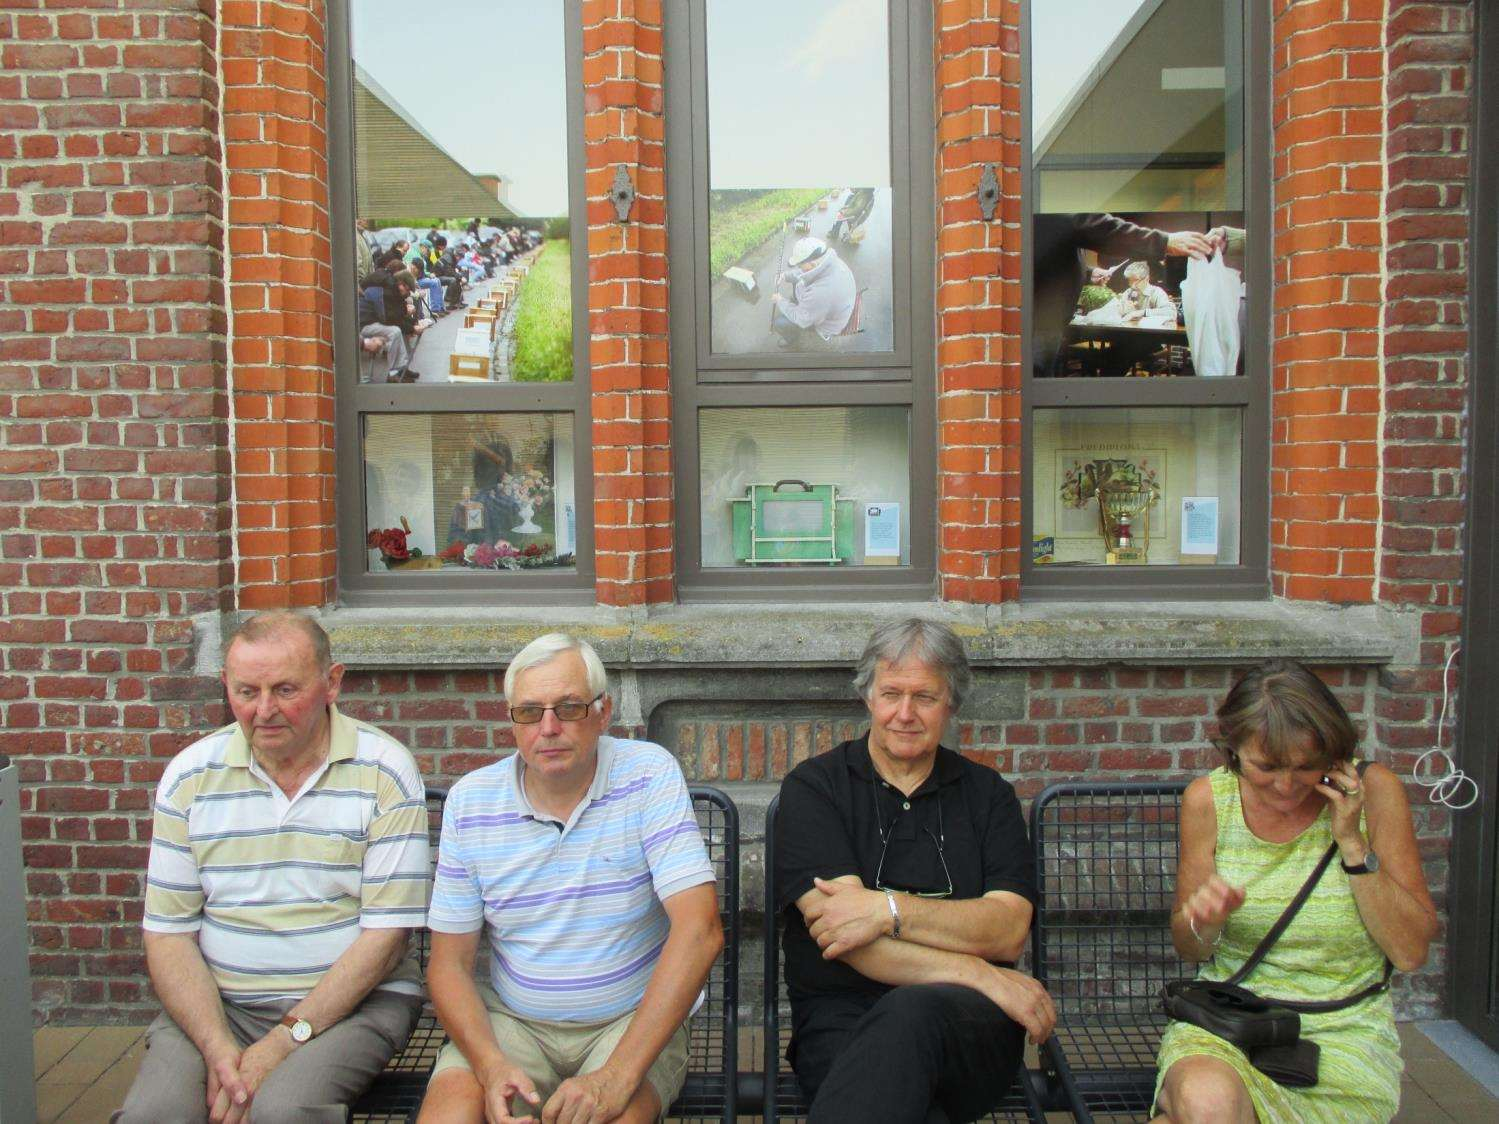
[852,618,972,709]
[503,633,609,703]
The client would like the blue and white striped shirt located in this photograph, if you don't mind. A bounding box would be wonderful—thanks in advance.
[429,736,715,1021]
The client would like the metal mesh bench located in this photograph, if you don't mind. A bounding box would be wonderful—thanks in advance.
[351,784,740,1123]
[760,793,1049,1123]
[1029,780,1192,1123]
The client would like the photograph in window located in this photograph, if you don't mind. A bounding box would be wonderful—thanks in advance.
[350,1,571,387]
[364,413,575,574]
[1031,0,1245,378]
[704,0,895,357]
[700,407,910,567]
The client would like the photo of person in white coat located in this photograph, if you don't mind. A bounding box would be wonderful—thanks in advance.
[770,237,858,349]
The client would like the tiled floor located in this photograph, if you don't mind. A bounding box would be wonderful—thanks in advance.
[27,1021,1499,1122]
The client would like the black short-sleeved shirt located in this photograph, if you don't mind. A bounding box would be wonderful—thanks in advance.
[773,734,1037,1001]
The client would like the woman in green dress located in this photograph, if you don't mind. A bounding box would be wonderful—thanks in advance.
[1152,660,1437,1123]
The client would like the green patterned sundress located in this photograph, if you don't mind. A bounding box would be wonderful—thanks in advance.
[1154,766,1402,1122]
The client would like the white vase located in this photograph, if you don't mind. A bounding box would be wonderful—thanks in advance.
[512,502,541,534]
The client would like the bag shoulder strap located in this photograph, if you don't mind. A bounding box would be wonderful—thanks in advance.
[1222,840,1338,988]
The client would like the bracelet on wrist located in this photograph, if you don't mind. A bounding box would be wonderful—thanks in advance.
[1187,912,1222,950]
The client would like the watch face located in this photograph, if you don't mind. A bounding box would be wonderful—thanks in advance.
[291,1019,313,1043]
[1364,850,1380,874]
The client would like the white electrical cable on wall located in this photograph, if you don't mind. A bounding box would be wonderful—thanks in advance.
[1411,645,1478,810]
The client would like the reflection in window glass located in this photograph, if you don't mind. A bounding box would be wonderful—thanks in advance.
[1031,0,1245,378]
[705,0,894,356]
[1032,408,1241,566]
[351,2,571,386]
[700,407,909,567]
[364,413,576,574]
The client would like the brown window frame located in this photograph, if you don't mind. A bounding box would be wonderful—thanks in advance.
[328,0,596,607]
[1019,0,1272,600]
[665,0,939,601]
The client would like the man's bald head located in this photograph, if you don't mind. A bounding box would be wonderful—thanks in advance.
[225,611,333,673]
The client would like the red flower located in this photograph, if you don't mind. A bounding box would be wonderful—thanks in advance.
[368,527,409,560]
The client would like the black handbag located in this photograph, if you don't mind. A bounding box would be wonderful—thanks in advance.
[1161,772,1393,1088]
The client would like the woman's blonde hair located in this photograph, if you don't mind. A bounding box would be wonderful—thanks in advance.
[1214,659,1358,772]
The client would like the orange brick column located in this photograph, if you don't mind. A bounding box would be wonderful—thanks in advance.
[583,0,674,607]
[1268,0,1384,603]
[222,0,337,609]
[934,0,1022,603]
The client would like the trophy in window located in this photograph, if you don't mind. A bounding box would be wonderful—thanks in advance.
[1097,479,1159,564]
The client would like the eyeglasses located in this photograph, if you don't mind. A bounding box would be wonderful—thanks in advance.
[870,773,953,899]
[509,693,604,725]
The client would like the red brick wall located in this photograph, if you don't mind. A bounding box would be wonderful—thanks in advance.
[1380,0,1470,613]
[221,0,337,609]
[1269,0,1386,603]
[583,0,675,606]
[0,0,232,1019]
[934,0,1023,602]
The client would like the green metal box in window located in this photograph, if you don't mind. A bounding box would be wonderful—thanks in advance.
[730,480,855,564]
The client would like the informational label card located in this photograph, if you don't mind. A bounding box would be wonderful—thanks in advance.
[864,502,901,559]
[559,502,576,556]
[1180,496,1220,557]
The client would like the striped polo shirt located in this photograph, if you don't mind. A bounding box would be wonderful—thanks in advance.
[143,705,429,1003]
[429,736,715,1022]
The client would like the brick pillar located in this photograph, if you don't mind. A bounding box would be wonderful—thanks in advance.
[0,0,231,1020]
[934,0,1022,603]
[1379,0,1470,613]
[1372,1,1473,1016]
[583,0,674,607]
[1269,0,1385,602]
[221,0,337,609]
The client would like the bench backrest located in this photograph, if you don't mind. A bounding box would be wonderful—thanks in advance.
[1029,780,1193,1025]
[676,785,740,1121]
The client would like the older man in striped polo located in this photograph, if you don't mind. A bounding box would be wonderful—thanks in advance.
[116,611,429,1123]
[419,634,723,1124]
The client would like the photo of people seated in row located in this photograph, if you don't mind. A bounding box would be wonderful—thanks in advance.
[350,1,571,386]
[1033,212,1247,379]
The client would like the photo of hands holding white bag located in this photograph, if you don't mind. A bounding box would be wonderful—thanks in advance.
[1032,211,1247,379]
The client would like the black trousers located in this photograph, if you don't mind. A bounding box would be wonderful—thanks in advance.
[790,983,1026,1124]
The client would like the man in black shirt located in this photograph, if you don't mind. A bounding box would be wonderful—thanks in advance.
[773,619,1055,1124]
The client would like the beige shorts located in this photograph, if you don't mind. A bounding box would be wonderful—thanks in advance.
[430,982,691,1118]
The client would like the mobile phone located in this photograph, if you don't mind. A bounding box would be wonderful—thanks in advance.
[1321,774,1349,795]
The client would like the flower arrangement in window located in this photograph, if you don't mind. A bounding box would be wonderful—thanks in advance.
[438,539,574,570]
[497,465,553,533]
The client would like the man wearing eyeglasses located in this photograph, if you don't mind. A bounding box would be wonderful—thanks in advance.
[421,633,722,1124]
[773,618,1056,1124]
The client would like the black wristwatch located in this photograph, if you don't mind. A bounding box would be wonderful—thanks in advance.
[1341,848,1380,875]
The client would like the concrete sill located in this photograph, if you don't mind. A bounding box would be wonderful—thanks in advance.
[200,599,1413,672]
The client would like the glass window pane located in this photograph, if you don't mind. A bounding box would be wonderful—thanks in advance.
[363,413,576,574]
[1032,408,1241,566]
[1031,0,1245,378]
[700,407,910,567]
[351,2,572,385]
[705,0,894,356]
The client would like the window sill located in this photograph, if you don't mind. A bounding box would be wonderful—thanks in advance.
[200,599,1410,672]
